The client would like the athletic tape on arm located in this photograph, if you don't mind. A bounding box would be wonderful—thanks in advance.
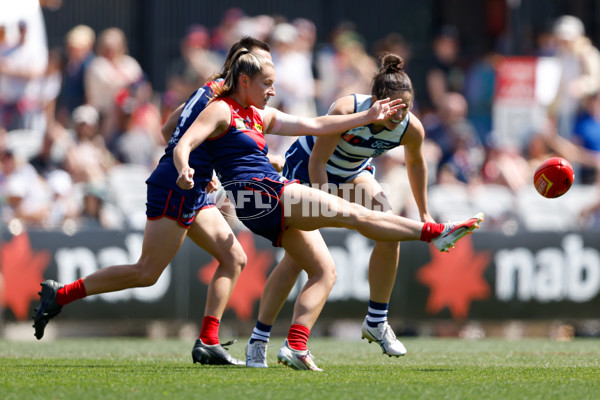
[269,108,300,135]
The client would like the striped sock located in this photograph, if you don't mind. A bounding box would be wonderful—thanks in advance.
[249,320,272,343]
[366,300,388,328]
[199,316,220,345]
[287,324,310,351]
[56,279,87,306]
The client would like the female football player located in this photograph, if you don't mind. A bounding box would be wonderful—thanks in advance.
[173,49,483,371]
[33,37,270,367]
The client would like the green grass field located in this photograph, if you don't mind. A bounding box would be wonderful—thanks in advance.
[1,337,599,400]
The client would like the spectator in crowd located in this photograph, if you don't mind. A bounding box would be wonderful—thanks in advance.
[210,7,245,57]
[85,27,143,140]
[480,143,531,193]
[63,105,114,184]
[44,168,78,229]
[74,183,115,230]
[0,149,49,227]
[571,91,600,183]
[464,50,499,145]
[0,0,48,131]
[56,25,96,126]
[268,22,316,117]
[426,92,484,185]
[111,81,162,167]
[33,48,64,131]
[29,124,69,177]
[422,25,465,116]
[331,30,378,101]
[236,14,275,42]
[548,15,600,138]
[265,22,317,157]
[166,25,223,101]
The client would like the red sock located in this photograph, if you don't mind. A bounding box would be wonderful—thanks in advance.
[199,316,220,345]
[287,324,310,351]
[420,222,445,242]
[56,279,87,306]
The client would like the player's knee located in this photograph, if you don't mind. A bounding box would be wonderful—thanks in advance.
[215,244,247,274]
[335,202,367,228]
[134,264,162,287]
[324,267,337,289]
[231,244,247,271]
[315,265,337,289]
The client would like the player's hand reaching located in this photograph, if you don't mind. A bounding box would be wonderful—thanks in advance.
[367,98,406,123]
[177,166,195,190]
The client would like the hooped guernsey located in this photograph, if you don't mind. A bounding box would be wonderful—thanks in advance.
[283,93,410,184]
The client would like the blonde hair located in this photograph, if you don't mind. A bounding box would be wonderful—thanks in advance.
[66,25,95,48]
[213,48,273,98]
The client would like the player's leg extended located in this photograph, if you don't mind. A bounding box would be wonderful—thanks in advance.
[281,183,484,251]
[83,217,187,295]
[33,218,187,340]
[281,182,423,240]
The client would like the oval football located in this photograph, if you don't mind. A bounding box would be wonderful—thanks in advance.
[533,157,574,198]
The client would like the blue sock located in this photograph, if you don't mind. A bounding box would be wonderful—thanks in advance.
[366,300,388,328]
[249,320,272,343]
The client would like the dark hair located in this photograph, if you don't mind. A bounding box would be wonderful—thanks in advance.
[371,54,413,100]
[213,48,272,99]
[209,36,270,82]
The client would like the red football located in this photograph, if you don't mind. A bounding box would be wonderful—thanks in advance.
[533,157,574,198]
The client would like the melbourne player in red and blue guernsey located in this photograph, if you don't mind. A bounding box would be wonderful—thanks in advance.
[32,37,273,366]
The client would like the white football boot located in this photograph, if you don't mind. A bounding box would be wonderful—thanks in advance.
[245,340,268,368]
[431,212,484,252]
[277,339,323,371]
[361,318,407,357]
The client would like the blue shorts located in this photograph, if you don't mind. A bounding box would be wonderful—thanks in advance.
[223,176,296,247]
[283,147,375,185]
[146,183,214,228]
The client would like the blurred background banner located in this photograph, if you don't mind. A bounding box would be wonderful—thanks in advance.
[2,228,598,323]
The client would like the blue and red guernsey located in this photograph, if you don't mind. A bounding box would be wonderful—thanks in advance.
[205,97,283,184]
[146,80,223,196]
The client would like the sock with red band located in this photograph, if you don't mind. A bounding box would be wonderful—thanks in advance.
[287,324,310,351]
[199,316,220,345]
[56,279,87,306]
[420,222,445,242]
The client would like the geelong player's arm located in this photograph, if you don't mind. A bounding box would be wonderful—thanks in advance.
[403,114,434,223]
[307,96,354,187]
[173,101,230,190]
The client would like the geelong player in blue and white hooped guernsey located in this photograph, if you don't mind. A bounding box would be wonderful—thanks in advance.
[173,49,484,371]
[282,53,439,358]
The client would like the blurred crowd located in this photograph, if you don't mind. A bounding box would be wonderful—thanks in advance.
[1,3,600,234]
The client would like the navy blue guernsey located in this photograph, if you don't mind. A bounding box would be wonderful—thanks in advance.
[146,80,222,197]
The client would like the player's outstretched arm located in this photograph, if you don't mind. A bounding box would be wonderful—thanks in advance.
[264,98,405,137]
